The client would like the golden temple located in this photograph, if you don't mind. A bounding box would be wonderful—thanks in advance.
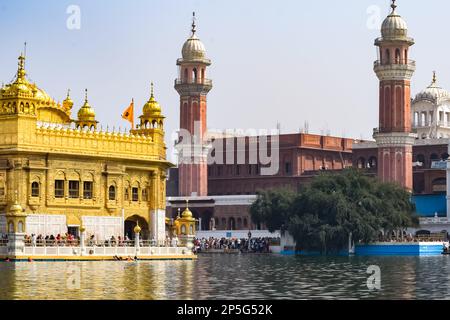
[0,53,173,243]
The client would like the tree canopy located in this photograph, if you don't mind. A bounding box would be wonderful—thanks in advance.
[250,169,419,253]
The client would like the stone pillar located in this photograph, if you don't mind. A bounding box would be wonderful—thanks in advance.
[134,223,141,256]
[80,226,86,256]
[7,233,25,256]
[6,200,27,257]
[150,171,167,245]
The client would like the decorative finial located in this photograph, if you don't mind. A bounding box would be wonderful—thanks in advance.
[151,82,154,98]
[186,199,189,209]
[391,0,397,12]
[177,207,181,218]
[84,88,88,102]
[17,54,26,81]
[191,12,196,35]
[432,71,437,84]
[66,89,71,98]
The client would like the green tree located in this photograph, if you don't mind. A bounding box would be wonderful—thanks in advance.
[250,169,418,254]
[250,188,295,233]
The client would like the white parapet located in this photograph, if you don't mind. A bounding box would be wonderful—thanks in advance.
[150,209,166,245]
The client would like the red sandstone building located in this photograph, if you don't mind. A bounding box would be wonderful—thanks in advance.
[167,4,449,231]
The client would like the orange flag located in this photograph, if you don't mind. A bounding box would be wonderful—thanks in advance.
[121,99,134,129]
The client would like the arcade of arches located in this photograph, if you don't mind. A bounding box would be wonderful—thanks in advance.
[353,142,449,195]
[166,201,262,231]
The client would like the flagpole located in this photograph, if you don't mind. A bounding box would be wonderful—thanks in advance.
[132,98,134,130]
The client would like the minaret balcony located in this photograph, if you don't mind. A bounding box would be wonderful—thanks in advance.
[174,78,213,95]
[374,59,415,68]
[175,78,212,86]
[374,59,416,81]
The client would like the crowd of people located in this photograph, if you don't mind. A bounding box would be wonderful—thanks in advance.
[194,237,279,254]
[9,234,175,248]
[376,232,448,243]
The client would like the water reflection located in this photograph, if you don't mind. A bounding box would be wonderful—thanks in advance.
[1,255,450,299]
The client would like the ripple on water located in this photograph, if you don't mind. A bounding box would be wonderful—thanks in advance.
[0,255,449,299]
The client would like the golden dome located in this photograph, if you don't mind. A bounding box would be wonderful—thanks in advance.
[77,89,96,121]
[134,223,142,234]
[142,83,162,116]
[63,89,74,109]
[0,55,56,105]
[182,207,193,218]
[181,200,193,218]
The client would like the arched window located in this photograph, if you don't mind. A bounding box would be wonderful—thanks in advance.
[430,153,439,161]
[8,222,14,233]
[229,218,236,230]
[18,221,24,233]
[124,187,129,201]
[404,49,408,62]
[132,187,139,202]
[357,157,366,169]
[385,49,390,64]
[31,182,39,197]
[109,185,116,200]
[201,68,205,82]
[368,157,377,169]
[189,225,194,235]
[142,188,148,201]
[395,48,401,64]
[416,154,425,166]
[214,218,219,229]
[184,68,188,82]
[192,68,198,83]
[181,225,186,235]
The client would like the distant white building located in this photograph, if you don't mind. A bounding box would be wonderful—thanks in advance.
[412,72,450,140]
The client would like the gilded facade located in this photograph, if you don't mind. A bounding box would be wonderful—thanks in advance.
[0,54,172,242]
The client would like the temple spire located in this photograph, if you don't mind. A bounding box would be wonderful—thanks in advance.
[191,12,196,35]
[16,54,26,82]
[391,0,397,13]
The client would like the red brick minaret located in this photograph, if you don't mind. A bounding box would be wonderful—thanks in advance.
[175,13,212,197]
[373,1,416,190]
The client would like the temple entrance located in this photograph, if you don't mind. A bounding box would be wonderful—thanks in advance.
[124,215,149,240]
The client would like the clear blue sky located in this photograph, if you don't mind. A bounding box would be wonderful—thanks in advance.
[0,0,447,160]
